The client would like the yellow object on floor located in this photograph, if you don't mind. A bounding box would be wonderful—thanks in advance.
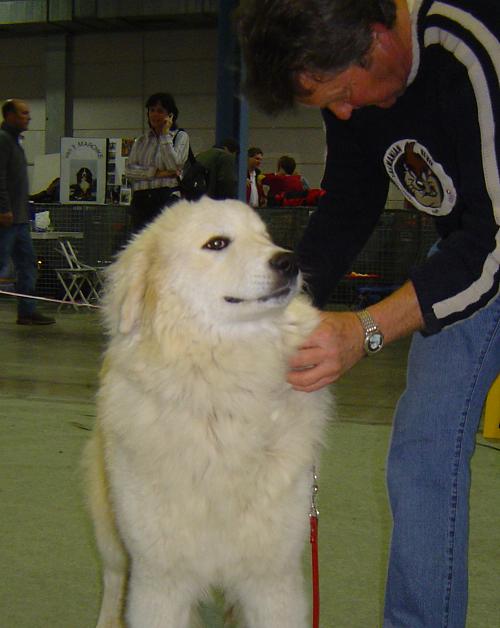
[483,374,500,439]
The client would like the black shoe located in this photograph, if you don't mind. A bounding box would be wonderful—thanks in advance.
[17,312,56,326]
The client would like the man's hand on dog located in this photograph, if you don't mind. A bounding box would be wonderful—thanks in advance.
[289,283,425,391]
[287,311,365,392]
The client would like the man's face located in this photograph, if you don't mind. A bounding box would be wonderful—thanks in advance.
[8,101,31,132]
[297,27,412,120]
[248,153,263,171]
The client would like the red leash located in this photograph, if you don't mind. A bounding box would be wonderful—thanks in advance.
[310,467,320,628]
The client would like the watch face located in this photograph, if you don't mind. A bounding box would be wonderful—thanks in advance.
[367,332,383,353]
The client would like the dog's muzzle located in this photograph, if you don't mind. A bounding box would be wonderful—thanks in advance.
[224,251,300,304]
[269,251,299,280]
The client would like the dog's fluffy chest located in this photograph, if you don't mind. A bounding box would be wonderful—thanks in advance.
[102,338,307,452]
[101,326,327,493]
[102,365,326,530]
[100,294,329,525]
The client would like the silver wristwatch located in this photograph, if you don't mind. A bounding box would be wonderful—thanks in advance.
[355,309,384,355]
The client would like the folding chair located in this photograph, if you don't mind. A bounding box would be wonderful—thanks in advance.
[65,239,106,294]
[54,239,104,310]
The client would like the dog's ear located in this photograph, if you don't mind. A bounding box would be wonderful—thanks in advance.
[105,240,150,335]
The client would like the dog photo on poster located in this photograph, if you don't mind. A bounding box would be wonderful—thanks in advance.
[60,137,107,204]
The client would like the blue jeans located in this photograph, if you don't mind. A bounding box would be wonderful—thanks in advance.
[384,293,500,628]
[0,223,38,317]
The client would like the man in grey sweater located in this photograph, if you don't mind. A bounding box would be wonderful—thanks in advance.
[0,99,55,325]
[196,138,239,200]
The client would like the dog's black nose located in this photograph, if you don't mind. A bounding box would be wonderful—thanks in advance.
[269,252,299,279]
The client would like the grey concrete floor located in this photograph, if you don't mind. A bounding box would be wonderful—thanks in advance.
[0,300,498,628]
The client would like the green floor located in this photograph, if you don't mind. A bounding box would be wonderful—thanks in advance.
[0,300,498,628]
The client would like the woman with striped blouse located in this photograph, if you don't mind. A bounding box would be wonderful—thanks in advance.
[126,92,189,233]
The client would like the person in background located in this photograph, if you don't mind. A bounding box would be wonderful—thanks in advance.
[0,99,55,325]
[125,92,189,233]
[246,146,265,208]
[261,155,309,207]
[237,1,499,627]
[196,137,240,200]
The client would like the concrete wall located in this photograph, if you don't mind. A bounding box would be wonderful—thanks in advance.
[0,35,47,185]
[0,28,404,204]
[0,29,329,191]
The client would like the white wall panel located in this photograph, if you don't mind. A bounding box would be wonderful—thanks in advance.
[144,60,217,96]
[73,129,142,138]
[22,131,45,161]
[172,95,216,129]
[248,128,326,162]
[250,106,323,130]
[0,37,45,65]
[0,66,45,99]
[73,97,143,130]
[144,29,217,61]
[72,32,143,63]
[0,28,328,190]
[26,99,46,132]
[299,164,325,188]
[72,62,143,98]
[186,129,216,155]
[22,130,45,190]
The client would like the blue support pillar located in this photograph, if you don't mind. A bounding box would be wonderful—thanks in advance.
[236,71,249,203]
[215,0,239,144]
[216,0,248,202]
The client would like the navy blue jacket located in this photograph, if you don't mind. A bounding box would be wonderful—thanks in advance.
[298,0,499,334]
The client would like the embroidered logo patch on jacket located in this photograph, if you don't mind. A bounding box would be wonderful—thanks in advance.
[384,139,456,215]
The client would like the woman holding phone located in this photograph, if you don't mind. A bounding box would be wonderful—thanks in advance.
[125,92,190,233]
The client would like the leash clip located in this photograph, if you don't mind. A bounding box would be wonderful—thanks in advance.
[309,465,319,520]
[309,465,320,628]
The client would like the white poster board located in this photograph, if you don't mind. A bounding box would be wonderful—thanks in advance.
[60,138,107,204]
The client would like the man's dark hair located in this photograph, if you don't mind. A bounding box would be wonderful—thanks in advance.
[2,99,18,119]
[278,155,296,175]
[217,137,240,154]
[235,0,397,114]
[145,92,179,127]
[248,146,263,158]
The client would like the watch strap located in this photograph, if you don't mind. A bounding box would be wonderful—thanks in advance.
[355,309,384,355]
[355,309,379,335]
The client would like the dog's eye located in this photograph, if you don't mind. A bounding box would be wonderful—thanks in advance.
[202,236,231,251]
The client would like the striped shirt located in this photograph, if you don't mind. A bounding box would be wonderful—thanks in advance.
[299,0,499,333]
[125,128,190,192]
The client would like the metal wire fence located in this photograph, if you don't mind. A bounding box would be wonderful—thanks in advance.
[31,204,129,298]
[258,206,438,307]
[28,203,437,307]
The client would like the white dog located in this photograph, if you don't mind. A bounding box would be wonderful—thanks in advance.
[84,198,331,628]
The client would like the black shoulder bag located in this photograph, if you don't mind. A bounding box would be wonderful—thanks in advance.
[174,130,209,201]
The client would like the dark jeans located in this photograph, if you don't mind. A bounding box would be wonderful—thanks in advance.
[130,187,180,234]
[0,222,38,316]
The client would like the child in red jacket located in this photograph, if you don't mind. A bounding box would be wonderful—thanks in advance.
[261,155,309,207]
